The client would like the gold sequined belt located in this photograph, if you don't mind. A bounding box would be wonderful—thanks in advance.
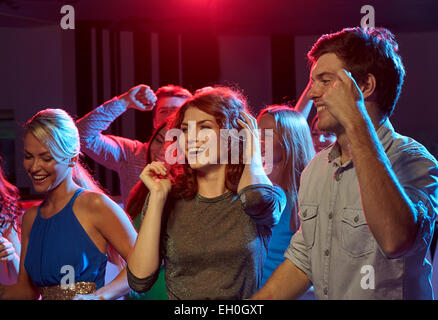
[39,282,96,300]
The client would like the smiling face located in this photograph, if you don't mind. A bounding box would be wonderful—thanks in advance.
[257,114,283,177]
[307,53,346,134]
[179,107,222,170]
[23,132,71,193]
[311,125,337,152]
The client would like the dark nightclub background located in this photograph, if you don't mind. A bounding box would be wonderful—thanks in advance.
[1,0,437,199]
[1,0,438,302]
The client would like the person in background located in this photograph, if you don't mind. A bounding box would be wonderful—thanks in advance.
[254,80,315,294]
[0,155,22,286]
[0,108,137,300]
[76,84,192,207]
[310,114,337,152]
[127,86,286,299]
[257,106,315,287]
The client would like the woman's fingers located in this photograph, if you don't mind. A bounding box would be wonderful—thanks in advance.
[239,110,257,131]
[140,162,171,194]
[0,238,12,252]
[0,246,15,261]
[237,118,249,130]
[141,162,166,178]
[149,162,167,177]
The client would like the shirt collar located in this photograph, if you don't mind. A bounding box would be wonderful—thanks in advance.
[327,118,395,164]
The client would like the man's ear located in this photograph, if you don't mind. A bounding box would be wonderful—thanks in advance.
[360,73,377,99]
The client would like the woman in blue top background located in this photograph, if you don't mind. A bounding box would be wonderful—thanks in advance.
[257,106,315,286]
[0,108,137,300]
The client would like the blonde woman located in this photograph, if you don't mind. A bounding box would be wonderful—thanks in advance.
[0,109,137,300]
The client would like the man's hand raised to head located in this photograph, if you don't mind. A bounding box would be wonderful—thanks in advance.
[118,84,157,111]
[321,69,368,130]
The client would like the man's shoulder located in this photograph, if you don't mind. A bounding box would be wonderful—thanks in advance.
[388,131,437,166]
[383,130,438,190]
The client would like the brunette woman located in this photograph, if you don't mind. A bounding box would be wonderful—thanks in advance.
[127,86,286,299]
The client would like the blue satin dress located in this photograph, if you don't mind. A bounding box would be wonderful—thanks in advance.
[24,188,108,290]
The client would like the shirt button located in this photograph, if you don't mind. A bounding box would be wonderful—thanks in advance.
[302,210,307,218]
[323,287,328,295]
[325,249,330,256]
[328,212,333,219]
[354,216,359,223]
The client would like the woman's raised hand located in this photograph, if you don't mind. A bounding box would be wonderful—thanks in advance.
[0,237,18,263]
[139,161,172,196]
[237,110,263,167]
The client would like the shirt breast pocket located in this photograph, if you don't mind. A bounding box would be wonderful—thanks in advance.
[300,205,318,250]
[341,208,376,257]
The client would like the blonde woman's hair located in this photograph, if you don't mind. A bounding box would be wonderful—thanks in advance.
[24,108,126,269]
[24,108,102,193]
[258,106,315,232]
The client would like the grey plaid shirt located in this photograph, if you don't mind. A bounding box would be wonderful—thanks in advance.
[285,120,438,299]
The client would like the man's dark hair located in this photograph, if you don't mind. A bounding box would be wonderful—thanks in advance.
[155,85,192,100]
[308,27,405,118]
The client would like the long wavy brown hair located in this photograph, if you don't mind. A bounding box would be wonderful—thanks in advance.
[168,86,250,200]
